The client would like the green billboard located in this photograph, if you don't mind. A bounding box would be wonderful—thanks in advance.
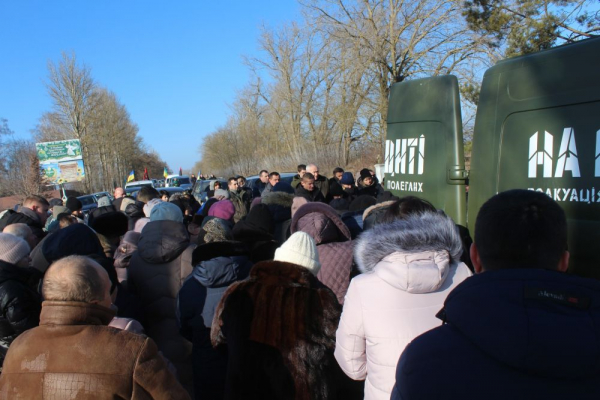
[36,139,85,184]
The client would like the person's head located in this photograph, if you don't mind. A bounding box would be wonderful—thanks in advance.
[259,170,269,183]
[159,190,169,202]
[472,189,569,273]
[297,164,306,177]
[149,201,184,223]
[228,177,239,192]
[306,164,319,180]
[3,223,36,250]
[268,172,280,187]
[113,187,124,199]
[274,232,321,276]
[0,232,31,268]
[65,197,83,218]
[137,186,160,204]
[360,168,373,186]
[237,176,246,187]
[57,213,78,229]
[23,195,50,224]
[43,255,112,309]
[300,173,315,191]
[339,172,355,188]
[333,167,344,181]
[214,181,221,190]
[48,198,63,210]
[381,196,437,224]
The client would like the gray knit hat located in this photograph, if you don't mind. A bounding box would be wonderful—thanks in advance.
[214,189,230,199]
[0,232,30,265]
[274,231,321,275]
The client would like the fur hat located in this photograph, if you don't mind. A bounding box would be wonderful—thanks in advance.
[143,198,163,217]
[200,218,233,244]
[273,182,295,194]
[244,203,274,234]
[65,197,82,212]
[150,201,183,223]
[274,231,321,275]
[359,168,372,180]
[0,233,30,265]
[340,172,355,185]
[214,189,230,199]
[97,196,112,208]
[208,200,235,222]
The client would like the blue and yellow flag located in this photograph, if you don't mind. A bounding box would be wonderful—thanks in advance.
[163,167,168,179]
[127,170,135,183]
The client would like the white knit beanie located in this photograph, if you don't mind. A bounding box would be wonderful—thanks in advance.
[274,232,321,275]
[0,232,30,265]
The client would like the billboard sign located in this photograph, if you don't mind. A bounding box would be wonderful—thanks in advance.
[36,139,85,184]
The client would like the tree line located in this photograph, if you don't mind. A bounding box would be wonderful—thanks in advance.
[195,0,598,177]
[1,52,168,197]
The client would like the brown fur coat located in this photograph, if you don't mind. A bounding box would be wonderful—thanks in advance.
[211,260,362,400]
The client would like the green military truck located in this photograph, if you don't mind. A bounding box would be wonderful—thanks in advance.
[384,37,600,278]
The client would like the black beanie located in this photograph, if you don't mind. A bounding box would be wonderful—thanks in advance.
[245,204,275,234]
[329,182,345,198]
[65,197,82,212]
[359,168,372,180]
[90,211,129,238]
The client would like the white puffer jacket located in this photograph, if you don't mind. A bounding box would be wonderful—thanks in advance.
[334,212,472,400]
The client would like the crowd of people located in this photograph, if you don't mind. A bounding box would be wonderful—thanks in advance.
[0,162,596,400]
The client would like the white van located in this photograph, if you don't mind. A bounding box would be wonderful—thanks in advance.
[125,180,155,189]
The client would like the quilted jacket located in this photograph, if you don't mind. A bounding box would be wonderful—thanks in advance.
[291,202,354,304]
[334,213,472,400]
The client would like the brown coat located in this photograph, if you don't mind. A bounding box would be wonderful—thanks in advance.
[211,261,362,400]
[0,301,190,400]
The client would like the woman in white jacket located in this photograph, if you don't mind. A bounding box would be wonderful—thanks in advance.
[334,210,472,400]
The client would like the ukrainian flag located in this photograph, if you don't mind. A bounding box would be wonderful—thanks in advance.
[163,167,168,179]
[127,170,135,182]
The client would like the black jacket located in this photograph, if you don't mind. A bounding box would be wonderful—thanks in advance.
[295,186,326,203]
[178,241,252,400]
[0,209,45,241]
[0,261,42,365]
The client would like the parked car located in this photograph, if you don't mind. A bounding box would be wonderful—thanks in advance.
[165,175,193,190]
[76,191,113,215]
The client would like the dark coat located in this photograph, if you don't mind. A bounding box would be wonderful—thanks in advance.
[313,175,330,199]
[178,241,253,400]
[252,179,267,198]
[0,301,190,399]
[0,208,45,241]
[291,202,354,304]
[232,204,280,263]
[254,192,294,244]
[356,177,383,198]
[393,269,600,400]
[295,186,326,203]
[0,261,42,365]
[128,220,195,390]
[211,260,362,400]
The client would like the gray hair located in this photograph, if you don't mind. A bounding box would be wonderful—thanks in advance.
[42,255,106,303]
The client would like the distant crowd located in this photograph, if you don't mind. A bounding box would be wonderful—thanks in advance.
[0,161,595,400]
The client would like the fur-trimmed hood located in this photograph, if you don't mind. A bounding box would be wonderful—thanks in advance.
[355,212,464,293]
[260,191,295,208]
[362,200,395,222]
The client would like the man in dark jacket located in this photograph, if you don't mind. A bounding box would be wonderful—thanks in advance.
[290,164,306,189]
[295,173,326,203]
[306,164,329,199]
[0,195,49,242]
[356,168,383,198]
[178,219,252,400]
[392,189,600,400]
[0,233,42,367]
[252,170,269,198]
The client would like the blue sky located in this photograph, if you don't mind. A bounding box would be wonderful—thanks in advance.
[0,0,300,171]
